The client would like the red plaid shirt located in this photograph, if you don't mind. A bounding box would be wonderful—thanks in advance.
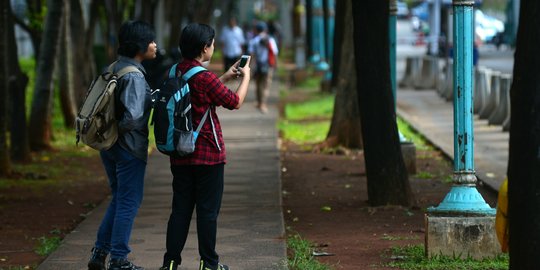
[170,59,239,165]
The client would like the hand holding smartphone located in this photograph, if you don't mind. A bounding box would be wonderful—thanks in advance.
[238,55,250,68]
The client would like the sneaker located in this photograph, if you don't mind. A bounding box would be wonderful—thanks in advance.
[87,247,108,270]
[199,259,229,270]
[108,258,144,270]
[159,260,178,270]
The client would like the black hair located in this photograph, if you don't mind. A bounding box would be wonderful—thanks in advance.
[117,20,155,58]
[179,23,215,59]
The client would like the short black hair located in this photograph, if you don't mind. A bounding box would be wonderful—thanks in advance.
[117,20,155,58]
[179,23,215,59]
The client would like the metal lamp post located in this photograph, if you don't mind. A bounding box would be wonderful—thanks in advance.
[428,0,495,215]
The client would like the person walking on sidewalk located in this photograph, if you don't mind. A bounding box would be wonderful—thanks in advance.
[87,20,157,270]
[160,23,251,270]
[219,17,245,72]
[248,21,278,113]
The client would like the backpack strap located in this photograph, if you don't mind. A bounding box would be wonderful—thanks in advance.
[168,63,178,79]
[195,108,210,135]
[182,66,207,81]
[116,65,142,78]
[193,107,220,152]
[106,61,142,78]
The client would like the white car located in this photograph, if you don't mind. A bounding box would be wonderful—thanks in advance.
[475,9,505,43]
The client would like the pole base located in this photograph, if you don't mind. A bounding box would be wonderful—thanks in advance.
[428,186,495,215]
[425,215,501,259]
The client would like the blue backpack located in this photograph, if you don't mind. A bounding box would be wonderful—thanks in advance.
[152,64,211,157]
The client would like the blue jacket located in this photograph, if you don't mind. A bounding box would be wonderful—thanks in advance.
[110,56,152,162]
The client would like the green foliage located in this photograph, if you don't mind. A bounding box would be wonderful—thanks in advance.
[385,245,509,270]
[26,5,48,33]
[287,234,332,270]
[35,236,61,256]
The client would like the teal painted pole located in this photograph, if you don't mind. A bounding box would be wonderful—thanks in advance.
[310,0,329,70]
[429,0,494,215]
[324,0,334,80]
[390,0,408,142]
[389,0,397,103]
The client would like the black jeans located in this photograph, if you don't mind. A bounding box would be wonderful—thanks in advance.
[163,164,225,266]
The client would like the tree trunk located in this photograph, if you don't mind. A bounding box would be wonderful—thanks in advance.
[0,0,11,176]
[28,0,64,151]
[71,0,98,106]
[508,1,540,268]
[7,0,31,162]
[135,0,158,23]
[351,0,414,206]
[166,0,186,58]
[325,0,362,149]
[58,0,77,128]
[330,0,344,88]
[103,0,121,63]
[190,0,215,25]
[305,0,312,59]
[12,0,44,59]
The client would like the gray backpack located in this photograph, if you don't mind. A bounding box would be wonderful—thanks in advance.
[75,63,141,150]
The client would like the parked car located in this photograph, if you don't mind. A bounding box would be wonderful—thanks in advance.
[410,2,504,44]
[397,1,409,19]
[475,9,505,43]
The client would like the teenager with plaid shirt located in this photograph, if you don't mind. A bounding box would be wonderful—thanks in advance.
[159,23,251,270]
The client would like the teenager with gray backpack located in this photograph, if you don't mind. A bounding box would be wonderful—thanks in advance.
[85,20,157,270]
[158,23,251,270]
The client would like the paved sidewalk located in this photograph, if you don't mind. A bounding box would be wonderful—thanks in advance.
[38,81,287,270]
[397,88,508,192]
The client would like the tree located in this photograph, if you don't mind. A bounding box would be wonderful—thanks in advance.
[12,0,45,59]
[165,0,188,56]
[58,0,77,128]
[188,0,216,25]
[351,0,414,206]
[324,0,362,149]
[0,0,11,176]
[8,2,31,162]
[71,0,100,106]
[508,0,540,268]
[28,0,64,150]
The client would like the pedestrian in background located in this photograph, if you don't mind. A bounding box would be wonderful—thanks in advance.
[219,17,245,72]
[160,22,251,270]
[248,21,278,113]
[87,20,157,270]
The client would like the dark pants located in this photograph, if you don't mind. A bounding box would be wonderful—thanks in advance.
[95,143,146,259]
[163,164,225,266]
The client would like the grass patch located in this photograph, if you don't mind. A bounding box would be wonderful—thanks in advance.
[287,234,332,270]
[416,171,434,180]
[385,244,508,270]
[279,86,333,144]
[296,76,322,89]
[381,234,420,241]
[285,94,334,121]
[397,116,432,151]
[35,236,61,256]
[279,121,330,144]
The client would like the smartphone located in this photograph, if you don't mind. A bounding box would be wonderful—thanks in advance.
[238,55,250,68]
